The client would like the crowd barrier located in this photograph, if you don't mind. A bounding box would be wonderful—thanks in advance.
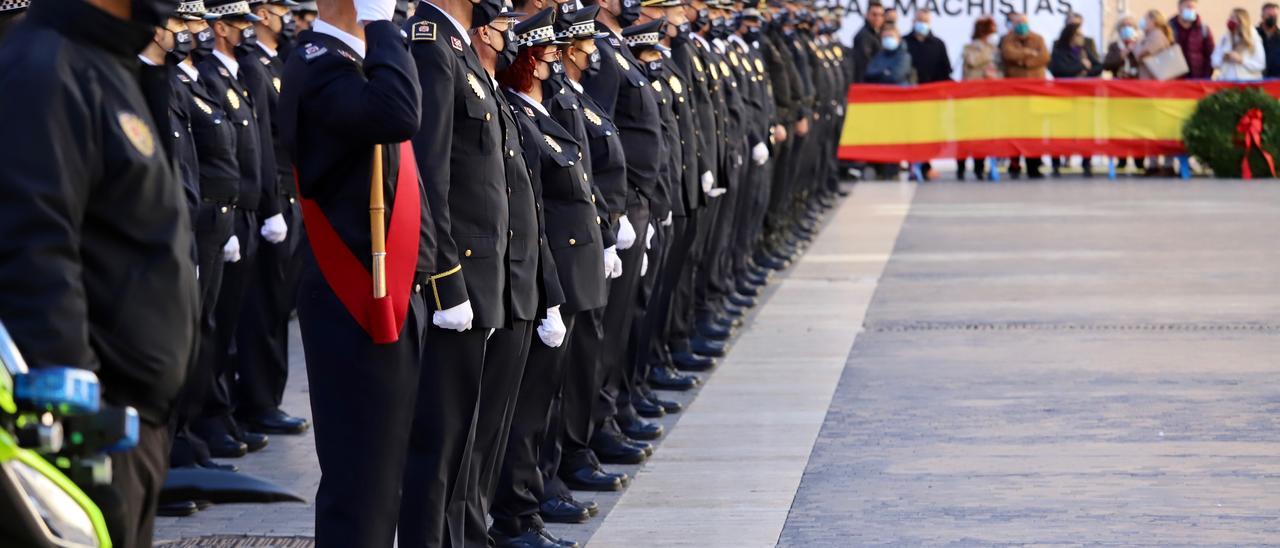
[837,79,1280,163]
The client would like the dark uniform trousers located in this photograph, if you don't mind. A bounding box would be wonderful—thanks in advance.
[596,201,649,432]
[549,304,607,479]
[201,207,259,435]
[645,211,697,367]
[88,421,169,548]
[701,140,745,319]
[628,220,673,399]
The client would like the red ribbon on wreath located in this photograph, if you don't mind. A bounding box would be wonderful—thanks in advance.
[1235,108,1277,180]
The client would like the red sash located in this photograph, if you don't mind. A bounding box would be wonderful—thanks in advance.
[296,141,421,344]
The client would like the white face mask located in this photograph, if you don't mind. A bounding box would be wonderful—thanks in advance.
[986,33,999,46]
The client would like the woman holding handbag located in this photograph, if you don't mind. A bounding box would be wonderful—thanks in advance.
[1133,10,1180,176]
[1212,8,1267,81]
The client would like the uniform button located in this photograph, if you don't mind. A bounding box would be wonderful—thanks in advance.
[484,112,492,121]
[214,119,222,125]
[508,149,514,158]
[465,249,473,257]
[289,197,296,204]
[568,238,576,246]
[414,283,422,293]
[242,90,249,97]
[220,206,229,213]
[509,230,514,237]
[596,216,601,225]
[242,120,249,126]
[568,161,574,166]
[582,173,588,182]
[507,186,511,194]
[173,131,180,138]
[592,195,596,203]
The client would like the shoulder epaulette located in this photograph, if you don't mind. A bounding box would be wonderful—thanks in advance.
[302,43,328,63]
[412,21,437,42]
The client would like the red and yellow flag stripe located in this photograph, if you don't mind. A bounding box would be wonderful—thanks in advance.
[839,80,1280,162]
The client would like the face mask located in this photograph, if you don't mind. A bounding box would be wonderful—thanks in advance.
[280,12,296,40]
[195,27,216,58]
[558,1,574,14]
[492,29,517,70]
[167,29,193,64]
[881,36,898,50]
[1180,8,1196,22]
[535,59,554,80]
[646,58,663,73]
[912,21,928,36]
[1014,22,1029,36]
[710,17,726,39]
[617,0,641,28]
[1228,19,1239,33]
[132,0,181,27]
[1119,25,1135,40]
[695,8,708,28]
[744,26,760,42]
[551,60,565,74]
[471,0,503,28]
[1267,16,1278,27]
[1138,18,1148,31]
[985,33,999,46]
[728,12,741,32]
[239,25,257,47]
[584,48,602,76]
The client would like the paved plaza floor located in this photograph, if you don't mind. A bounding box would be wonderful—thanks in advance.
[157,180,1280,546]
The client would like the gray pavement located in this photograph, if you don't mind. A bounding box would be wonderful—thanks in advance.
[779,180,1280,546]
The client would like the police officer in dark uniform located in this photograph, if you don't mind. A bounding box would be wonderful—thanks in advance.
[233,0,312,436]
[195,0,273,458]
[277,0,429,541]
[758,0,804,271]
[399,0,511,543]
[724,1,773,306]
[540,4,637,499]
[0,0,200,542]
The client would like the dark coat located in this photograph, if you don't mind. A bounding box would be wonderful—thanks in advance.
[406,3,511,327]
[495,90,560,321]
[904,31,952,83]
[0,0,199,424]
[198,54,267,213]
[1170,16,1215,79]
[851,23,881,84]
[865,45,913,85]
[1050,42,1103,78]
[1259,25,1280,78]
[176,70,241,204]
[544,74,617,246]
[238,43,294,200]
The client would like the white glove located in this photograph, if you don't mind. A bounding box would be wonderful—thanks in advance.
[355,0,396,22]
[536,305,567,348]
[432,300,474,332]
[603,246,623,279]
[222,235,241,263]
[641,251,649,276]
[708,188,727,198]
[616,215,637,250]
[260,213,288,244]
[660,211,673,227]
[752,142,769,166]
[645,223,656,250]
[700,171,715,194]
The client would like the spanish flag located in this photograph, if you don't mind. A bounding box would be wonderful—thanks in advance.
[838,79,1280,163]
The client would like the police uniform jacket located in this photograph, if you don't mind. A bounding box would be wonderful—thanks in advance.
[176,68,242,205]
[239,42,295,201]
[277,24,432,293]
[663,47,700,216]
[506,90,607,314]
[645,62,680,219]
[671,39,716,208]
[406,3,511,327]
[544,72,616,249]
[760,31,799,127]
[198,53,268,214]
[496,89,560,322]
[169,68,202,228]
[236,42,283,217]
[0,0,198,424]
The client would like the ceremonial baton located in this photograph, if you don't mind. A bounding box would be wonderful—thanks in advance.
[370,144,387,299]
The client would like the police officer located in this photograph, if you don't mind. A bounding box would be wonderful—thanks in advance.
[758,0,804,271]
[400,0,512,542]
[195,0,273,458]
[277,0,428,541]
[0,0,199,542]
[233,0,312,437]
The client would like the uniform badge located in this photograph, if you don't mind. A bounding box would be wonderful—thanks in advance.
[728,50,740,67]
[543,135,562,154]
[117,111,155,158]
[719,61,731,77]
[523,106,534,117]
[193,96,213,115]
[583,107,603,126]
[450,36,464,52]
[651,78,663,94]
[303,43,328,62]
[259,55,271,65]
[466,72,486,100]
[226,88,241,110]
[412,21,437,42]
[338,49,358,62]
[615,52,630,71]
[608,36,621,48]
[754,58,765,73]
[668,75,683,95]
[834,47,844,59]
[272,77,281,94]
[177,73,191,83]
[217,66,230,78]
[692,56,704,73]
[708,61,719,79]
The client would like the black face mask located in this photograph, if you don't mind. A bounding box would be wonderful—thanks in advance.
[584,49,602,76]
[239,26,257,47]
[709,17,726,39]
[280,12,297,40]
[617,0,641,28]
[471,0,502,28]
[194,27,216,58]
[693,8,707,30]
[133,0,181,27]
[728,12,742,32]
[491,29,517,71]
[743,25,760,43]
[1268,16,1278,27]
[645,58,664,79]
[672,21,690,45]
[167,29,194,64]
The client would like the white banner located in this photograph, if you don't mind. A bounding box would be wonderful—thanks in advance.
[838,0,1106,80]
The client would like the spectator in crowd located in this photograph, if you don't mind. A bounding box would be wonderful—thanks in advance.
[1134,10,1178,175]
[1066,11,1101,68]
[959,16,999,181]
[1104,15,1146,174]
[1049,21,1102,178]
[1170,0,1215,79]
[1001,12,1049,178]
[1213,8,1267,81]
[905,9,952,83]
[852,1,885,84]
[1260,3,1280,77]
[865,24,912,180]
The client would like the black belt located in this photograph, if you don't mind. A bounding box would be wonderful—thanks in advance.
[201,196,238,207]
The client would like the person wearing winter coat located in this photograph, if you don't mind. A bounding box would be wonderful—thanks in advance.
[1212,8,1267,81]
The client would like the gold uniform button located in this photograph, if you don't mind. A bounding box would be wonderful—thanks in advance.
[465,249,473,257]
[414,283,422,293]
[220,206,229,213]
[582,173,588,182]
[509,230,514,237]
[591,195,597,203]
[241,120,250,127]
[596,216,601,225]
[484,112,492,121]
[508,149,515,158]
[568,238,576,246]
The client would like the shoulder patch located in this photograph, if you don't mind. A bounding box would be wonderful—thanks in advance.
[450,36,464,52]
[217,66,230,78]
[608,37,621,48]
[177,73,191,83]
[259,55,272,65]
[412,21,437,42]
[302,43,328,62]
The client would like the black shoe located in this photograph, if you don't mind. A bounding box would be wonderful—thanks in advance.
[696,321,732,341]
[575,497,599,517]
[690,337,727,358]
[729,292,758,308]
[157,500,199,517]
[562,466,625,491]
[642,390,683,414]
[591,432,648,465]
[1028,170,1045,179]
[539,528,580,548]
[492,528,563,548]
[193,499,213,511]
[735,282,761,298]
[722,302,747,318]
[196,458,238,473]
[237,431,269,453]
[627,437,655,456]
[672,351,716,372]
[756,254,789,271]
[539,497,591,524]
[648,366,700,392]
[204,434,248,459]
[621,417,664,440]
[241,408,309,435]
[743,270,770,286]
[632,395,666,419]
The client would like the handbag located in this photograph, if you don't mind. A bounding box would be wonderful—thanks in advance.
[1143,44,1189,81]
